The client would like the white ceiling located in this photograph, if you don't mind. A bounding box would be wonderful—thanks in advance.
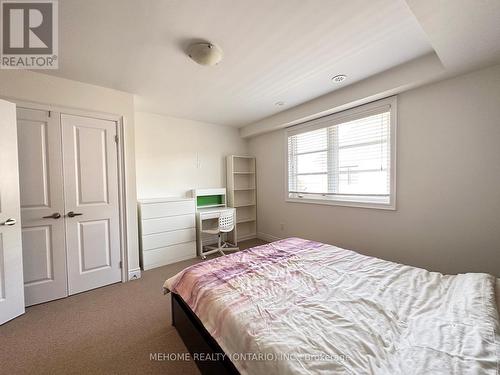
[45,0,433,126]
[406,0,500,70]
[241,0,500,136]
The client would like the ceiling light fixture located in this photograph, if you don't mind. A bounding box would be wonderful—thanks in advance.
[187,42,223,66]
[332,74,347,83]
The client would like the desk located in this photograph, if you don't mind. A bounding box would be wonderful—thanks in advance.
[196,206,236,256]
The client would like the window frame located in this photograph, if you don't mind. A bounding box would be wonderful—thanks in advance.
[284,96,397,210]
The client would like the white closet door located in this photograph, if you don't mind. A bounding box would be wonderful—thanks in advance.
[17,108,68,306]
[0,100,25,325]
[61,114,121,294]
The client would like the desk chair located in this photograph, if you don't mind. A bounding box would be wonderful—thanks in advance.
[201,210,239,259]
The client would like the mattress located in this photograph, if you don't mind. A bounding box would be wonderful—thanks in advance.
[165,238,500,374]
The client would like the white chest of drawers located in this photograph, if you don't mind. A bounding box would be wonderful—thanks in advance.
[138,198,196,270]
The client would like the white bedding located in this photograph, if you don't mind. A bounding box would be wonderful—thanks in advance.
[166,238,500,374]
[497,279,500,313]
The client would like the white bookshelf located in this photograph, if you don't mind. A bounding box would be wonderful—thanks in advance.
[227,155,257,241]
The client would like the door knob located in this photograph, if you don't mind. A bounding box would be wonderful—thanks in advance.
[43,212,61,219]
[1,218,16,226]
[67,211,83,218]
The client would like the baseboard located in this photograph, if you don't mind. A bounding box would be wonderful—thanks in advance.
[128,268,142,281]
[257,232,283,243]
[142,254,197,271]
[238,233,257,241]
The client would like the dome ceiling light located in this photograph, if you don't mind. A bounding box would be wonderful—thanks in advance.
[187,42,223,66]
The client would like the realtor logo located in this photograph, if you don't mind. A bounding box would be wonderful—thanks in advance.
[0,0,58,69]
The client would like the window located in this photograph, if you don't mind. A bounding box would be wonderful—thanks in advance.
[286,97,396,209]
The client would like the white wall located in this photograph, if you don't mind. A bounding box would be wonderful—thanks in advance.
[0,70,140,275]
[249,63,500,277]
[135,112,248,198]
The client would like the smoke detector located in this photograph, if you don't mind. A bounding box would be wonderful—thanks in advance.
[332,74,347,83]
[187,43,223,66]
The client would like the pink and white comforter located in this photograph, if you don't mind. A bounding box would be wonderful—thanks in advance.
[164,238,500,374]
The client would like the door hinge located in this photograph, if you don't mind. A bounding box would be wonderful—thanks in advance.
[119,261,122,269]
[115,134,119,143]
[48,110,52,118]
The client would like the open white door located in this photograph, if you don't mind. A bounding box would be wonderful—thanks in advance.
[0,99,25,325]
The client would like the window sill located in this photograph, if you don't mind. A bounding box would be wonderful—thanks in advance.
[285,196,396,210]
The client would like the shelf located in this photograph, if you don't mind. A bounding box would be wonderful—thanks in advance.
[237,219,256,240]
[234,202,256,208]
[237,217,256,224]
[233,171,255,175]
[234,188,255,191]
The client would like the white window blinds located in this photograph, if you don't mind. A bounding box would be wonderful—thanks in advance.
[287,99,395,208]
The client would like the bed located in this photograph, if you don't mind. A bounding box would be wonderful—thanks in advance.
[164,238,500,374]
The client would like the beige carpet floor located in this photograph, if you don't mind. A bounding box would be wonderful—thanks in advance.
[0,238,267,375]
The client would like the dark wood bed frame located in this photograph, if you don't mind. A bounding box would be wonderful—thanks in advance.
[171,292,240,375]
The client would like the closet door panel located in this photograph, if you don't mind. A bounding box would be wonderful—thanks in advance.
[17,120,50,207]
[17,108,67,306]
[61,114,121,295]
[78,219,111,272]
[21,226,54,284]
[74,125,109,205]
